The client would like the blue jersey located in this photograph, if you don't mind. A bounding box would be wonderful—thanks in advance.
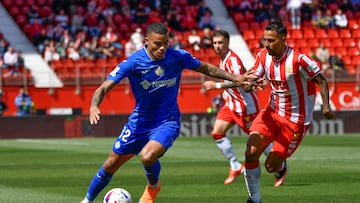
[107,47,201,131]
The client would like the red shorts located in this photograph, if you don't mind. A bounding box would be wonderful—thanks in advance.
[216,105,258,134]
[249,107,310,158]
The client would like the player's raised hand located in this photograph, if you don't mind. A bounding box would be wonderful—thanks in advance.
[202,81,217,91]
[89,106,101,125]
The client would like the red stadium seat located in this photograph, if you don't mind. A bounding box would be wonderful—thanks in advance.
[233,13,244,22]
[351,29,360,38]
[315,29,327,39]
[290,29,303,39]
[343,38,356,47]
[237,22,249,30]
[307,38,320,48]
[327,29,339,39]
[339,29,352,39]
[242,30,255,40]
[331,38,343,48]
[335,47,347,56]
[347,46,360,56]
[9,6,20,16]
[347,19,359,30]
[320,38,331,48]
[303,28,315,39]
[295,39,307,48]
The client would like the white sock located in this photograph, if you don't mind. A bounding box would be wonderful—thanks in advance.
[215,137,241,170]
[81,198,93,203]
[244,165,261,203]
[263,142,273,157]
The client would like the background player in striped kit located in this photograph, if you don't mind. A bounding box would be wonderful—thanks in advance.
[243,21,335,203]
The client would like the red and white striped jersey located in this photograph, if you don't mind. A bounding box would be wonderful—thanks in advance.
[252,47,320,125]
[219,50,260,116]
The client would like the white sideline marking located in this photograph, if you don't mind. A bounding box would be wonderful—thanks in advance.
[15,139,89,145]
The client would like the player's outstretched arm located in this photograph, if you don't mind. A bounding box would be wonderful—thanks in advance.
[89,79,116,125]
[196,61,256,86]
[312,73,335,119]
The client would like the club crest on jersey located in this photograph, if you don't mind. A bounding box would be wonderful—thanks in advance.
[155,66,164,76]
[293,133,299,140]
[286,65,293,74]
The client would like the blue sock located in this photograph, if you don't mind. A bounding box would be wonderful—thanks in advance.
[86,166,113,201]
[143,160,161,185]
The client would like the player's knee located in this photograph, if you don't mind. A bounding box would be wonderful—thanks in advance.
[265,162,277,173]
[140,152,157,167]
[245,147,260,162]
[212,133,225,140]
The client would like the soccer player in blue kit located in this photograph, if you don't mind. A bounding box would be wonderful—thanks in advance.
[81,22,255,203]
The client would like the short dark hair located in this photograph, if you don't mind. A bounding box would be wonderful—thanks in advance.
[146,22,168,35]
[265,21,287,37]
[212,29,230,41]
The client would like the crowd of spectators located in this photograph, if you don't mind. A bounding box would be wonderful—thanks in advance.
[3,0,360,79]
[11,0,219,66]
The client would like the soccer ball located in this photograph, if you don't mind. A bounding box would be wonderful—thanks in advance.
[103,188,133,203]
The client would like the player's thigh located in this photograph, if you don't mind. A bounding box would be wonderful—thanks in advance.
[272,117,308,158]
[212,119,234,134]
[246,133,272,161]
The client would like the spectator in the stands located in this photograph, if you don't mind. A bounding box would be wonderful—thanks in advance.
[54,9,69,29]
[188,28,201,51]
[120,0,132,21]
[201,27,213,48]
[43,40,60,63]
[253,2,269,22]
[167,12,184,31]
[103,26,123,50]
[27,5,40,24]
[198,10,216,30]
[0,39,9,58]
[286,0,302,29]
[238,0,252,12]
[85,10,101,38]
[32,28,49,54]
[334,8,348,28]
[196,0,212,23]
[97,37,121,59]
[3,46,20,75]
[101,5,115,27]
[130,27,144,51]
[316,42,331,71]
[272,0,285,13]
[132,2,150,23]
[124,38,137,57]
[311,9,330,28]
[70,11,85,34]
[28,19,43,42]
[67,42,80,61]
[169,35,184,50]
[79,41,95,60]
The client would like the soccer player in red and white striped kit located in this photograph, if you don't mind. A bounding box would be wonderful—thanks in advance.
[203,29,275,185]
[243,21,335,203]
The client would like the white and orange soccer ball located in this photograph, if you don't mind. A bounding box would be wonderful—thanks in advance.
[103,188,133,203]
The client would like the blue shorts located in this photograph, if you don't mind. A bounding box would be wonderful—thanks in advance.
[112,120,181,155]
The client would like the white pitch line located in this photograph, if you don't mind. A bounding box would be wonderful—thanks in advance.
[15,139,89,145]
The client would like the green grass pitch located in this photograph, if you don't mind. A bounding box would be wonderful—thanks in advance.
[1,135,360,203]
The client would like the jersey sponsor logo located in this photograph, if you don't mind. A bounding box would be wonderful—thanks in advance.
[140,78,177,90]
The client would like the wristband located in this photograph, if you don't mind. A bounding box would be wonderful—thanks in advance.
[215,82,222,89]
